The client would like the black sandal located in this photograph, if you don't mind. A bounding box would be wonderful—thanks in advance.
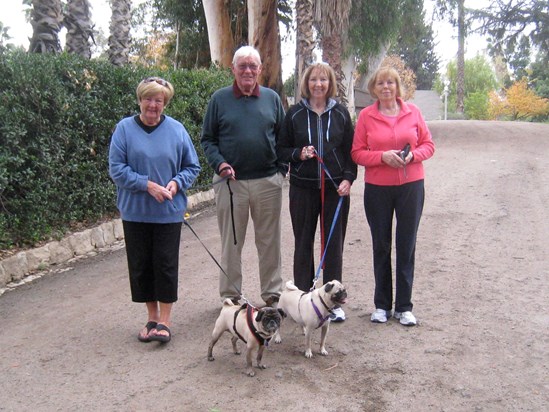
[137,321,158,343]
[149,323,171,343]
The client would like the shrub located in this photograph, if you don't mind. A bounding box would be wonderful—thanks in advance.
[0,50,232,249]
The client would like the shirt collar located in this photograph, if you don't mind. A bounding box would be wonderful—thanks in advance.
[232,80,261,98]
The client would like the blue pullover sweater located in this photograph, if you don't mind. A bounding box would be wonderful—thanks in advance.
[109,115,201,223]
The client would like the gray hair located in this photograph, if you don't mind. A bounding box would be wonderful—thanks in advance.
[232,46,262,65]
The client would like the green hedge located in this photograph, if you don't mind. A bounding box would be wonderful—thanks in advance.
[0,50,232,249]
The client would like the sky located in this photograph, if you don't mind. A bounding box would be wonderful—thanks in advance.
[1,0,489,79]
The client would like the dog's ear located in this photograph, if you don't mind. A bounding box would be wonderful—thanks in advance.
[278,308,287,318]
[324,282,334,293]
[255,311,264,322]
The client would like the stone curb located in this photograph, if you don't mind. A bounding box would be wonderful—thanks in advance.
[0,189,214,292]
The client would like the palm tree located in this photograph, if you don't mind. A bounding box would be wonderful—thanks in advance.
[29,0,63,53]
[295,0,315,96]
[108,0,132,66]
[313,0,352,106]
[64,0,93,58]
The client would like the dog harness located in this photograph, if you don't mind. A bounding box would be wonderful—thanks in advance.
[298,292,333,329]
[232,304,269,346]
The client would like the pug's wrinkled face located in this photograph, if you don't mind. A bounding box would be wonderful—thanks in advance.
[256,308,286,334]
[324,281,348,305]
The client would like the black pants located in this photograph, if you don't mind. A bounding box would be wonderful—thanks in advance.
[122,221,182,303]
[289,185,350,291]
[363,180,424,313]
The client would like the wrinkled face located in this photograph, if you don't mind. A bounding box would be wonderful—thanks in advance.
[374,75,398,102]
[256,307,285,334]
[232,55,262,95]
[308,68,330,99]
[324,280,348,305]
[139,92,166,126]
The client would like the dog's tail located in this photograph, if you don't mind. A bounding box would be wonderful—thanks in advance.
[284,280,299,291]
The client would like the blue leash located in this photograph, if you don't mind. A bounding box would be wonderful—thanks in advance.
[310,150,345,291]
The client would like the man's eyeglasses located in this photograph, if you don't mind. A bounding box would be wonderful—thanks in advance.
[236,63,259,72]
[143,77,169,87]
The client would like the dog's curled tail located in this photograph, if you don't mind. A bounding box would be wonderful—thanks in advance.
[284,280,299,291]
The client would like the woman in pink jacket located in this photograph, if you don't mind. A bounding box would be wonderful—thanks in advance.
[351,67,435,326]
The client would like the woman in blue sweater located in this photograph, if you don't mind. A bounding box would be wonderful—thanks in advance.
[109,77,200,343]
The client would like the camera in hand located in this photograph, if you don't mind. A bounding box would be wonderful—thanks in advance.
[400,143,411,161]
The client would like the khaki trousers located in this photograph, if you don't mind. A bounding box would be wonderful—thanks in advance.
[213,173,284,302]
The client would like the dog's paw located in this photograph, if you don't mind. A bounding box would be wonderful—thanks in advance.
[320,348,329,356]
[274,335,282,344]
[208,355,215,361]
[247,369,256,377]
[257,364,267,370]
[304,349,313,358]
[233,349,241,355]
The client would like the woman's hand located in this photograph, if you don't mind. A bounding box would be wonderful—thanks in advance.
[337,179,351,197]
[300,145,316,161]
[382,150,407,168]
[147,181,173,203]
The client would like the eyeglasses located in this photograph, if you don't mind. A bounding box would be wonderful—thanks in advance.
[236,63,260,72]
[143,77,169,87]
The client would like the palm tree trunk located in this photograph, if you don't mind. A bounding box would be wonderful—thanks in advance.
[64,0,93,58]
[108,0,132,66]
[29,0,63,53]
[313,0,352,107]
[295,0,315,96]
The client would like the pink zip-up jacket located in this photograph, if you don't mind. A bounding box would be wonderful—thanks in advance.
[351,97,435,186]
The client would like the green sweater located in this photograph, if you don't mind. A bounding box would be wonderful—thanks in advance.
[200,83,285,180]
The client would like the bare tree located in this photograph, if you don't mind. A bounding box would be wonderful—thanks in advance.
[435,0,466,114]
[108,0,132,66]
[64,0,93,58]
[202,0,234,67]
[29,0,63,53]
[248,0,285,100]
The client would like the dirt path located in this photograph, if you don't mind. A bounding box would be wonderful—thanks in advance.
[1,121,548,412]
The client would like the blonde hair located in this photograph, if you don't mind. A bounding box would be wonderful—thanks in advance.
[300,63,337,99]
[367,67,404,99]
[136,77,175,106]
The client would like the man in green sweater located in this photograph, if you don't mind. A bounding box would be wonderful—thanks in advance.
[201,46,285,307]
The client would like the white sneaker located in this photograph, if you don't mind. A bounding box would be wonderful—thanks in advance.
[330,307,346,322]
[370,308,390,323]
[394,311,417,326]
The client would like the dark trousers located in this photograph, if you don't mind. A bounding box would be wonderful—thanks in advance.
[289,185,350,291]
[363,180,424,312]
[122,221,182,303]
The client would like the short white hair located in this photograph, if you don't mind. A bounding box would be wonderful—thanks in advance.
[232,46,262,65]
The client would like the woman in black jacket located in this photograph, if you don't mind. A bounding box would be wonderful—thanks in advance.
[276,63,357,322]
